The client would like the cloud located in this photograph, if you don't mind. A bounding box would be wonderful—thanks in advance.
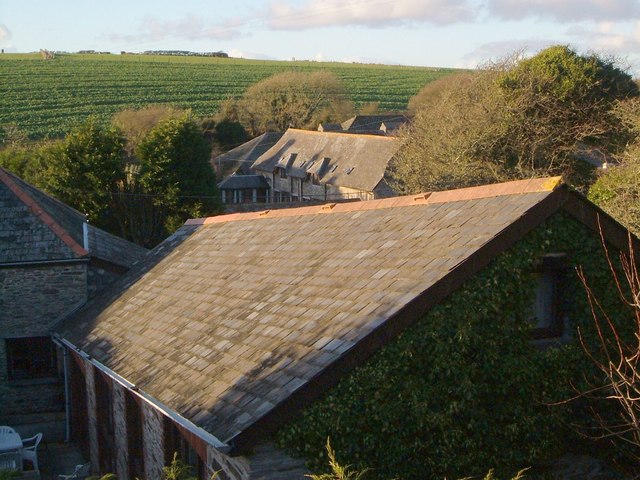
[565,22,640,73]
[228,48,277,61]
[266,0,476,29]
[487,0,640,22]
[457,38,557,68]
[0,24,11,42]
[109,15,245,45]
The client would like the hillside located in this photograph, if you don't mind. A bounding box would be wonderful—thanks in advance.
[0,53,457,139]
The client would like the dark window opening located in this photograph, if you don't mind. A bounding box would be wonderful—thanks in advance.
[95,370,115,474]
[530,253,567,339]
[164,420,203,479]
[5,336,57,380]
[126,392,145,479]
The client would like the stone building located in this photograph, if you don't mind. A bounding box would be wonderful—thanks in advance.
[0,167,147,437]
[251,128,400,203]
[51,177,637,479]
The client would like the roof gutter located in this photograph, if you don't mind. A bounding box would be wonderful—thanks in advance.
[52,334,232,454]
[0,258,90,269]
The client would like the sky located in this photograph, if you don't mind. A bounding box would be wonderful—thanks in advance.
[1,0,640,75]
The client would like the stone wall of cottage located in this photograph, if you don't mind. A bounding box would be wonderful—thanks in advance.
[263,172,375,203]
[0,263,86,419]
[112,382,129,480]
[85,365,100,474]
[0,263,87,338]
[0,376,64,418]
[143,402,166,480]
[71,348,307,480]
[87,265,121,300]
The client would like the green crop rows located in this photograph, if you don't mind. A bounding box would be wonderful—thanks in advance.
[0,53,457,139]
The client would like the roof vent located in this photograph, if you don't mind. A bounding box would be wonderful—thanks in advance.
[345,167,355,175]
[320,203,337,212]
[413,193,432,202]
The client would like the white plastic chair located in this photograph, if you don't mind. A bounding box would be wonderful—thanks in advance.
[0,426,16,435]
[58,462,91,480]
[21,432,42,471]
[0,451,21,472]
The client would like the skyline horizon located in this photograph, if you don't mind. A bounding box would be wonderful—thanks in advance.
[2,0,640,76]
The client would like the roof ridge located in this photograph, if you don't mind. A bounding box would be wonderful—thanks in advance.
[0,167,89,258]
[186,176,563,226]
[285,128,396,141]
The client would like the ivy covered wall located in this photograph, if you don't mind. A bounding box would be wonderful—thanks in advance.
[275,211,632,479]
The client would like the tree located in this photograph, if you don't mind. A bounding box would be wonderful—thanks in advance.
[41,118,126,232]
[393,46,638,194]
[589,98,640,236]
[226,71,354,136]
[391,69,505,193]
[117,114,220,247]
[0,141,51,187]
[112,105,188,156]
[495,46,637,177]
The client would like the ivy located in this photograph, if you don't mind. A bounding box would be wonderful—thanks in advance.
[275,211,632,479]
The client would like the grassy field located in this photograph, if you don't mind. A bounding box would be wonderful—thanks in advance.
[0,53,457,139]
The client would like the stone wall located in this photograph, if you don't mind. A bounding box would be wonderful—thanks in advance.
[112,382,129,480]
[0,263,86,420]
[0,263,87,337]
[87,265,121,299]
[85,365,99,474]
[142,402,165,480]
[263,172,375,203]
[0,379,64,418]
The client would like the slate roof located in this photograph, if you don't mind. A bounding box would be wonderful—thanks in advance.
[251,129,400,192]
[0,167,147,267]
[53,176,635,456]
[213,132,284,178]
[218,175,270,190]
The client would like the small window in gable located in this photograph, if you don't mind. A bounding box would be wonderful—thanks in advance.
[5,336,57,381]
[530,253,567,339]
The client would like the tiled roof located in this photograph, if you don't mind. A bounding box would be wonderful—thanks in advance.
[251,129,400,192]
[56,177,595,452]
[0,167,147,267]
[213,132,284,177]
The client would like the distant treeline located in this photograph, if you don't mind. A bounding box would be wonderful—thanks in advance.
[138,50,229,58]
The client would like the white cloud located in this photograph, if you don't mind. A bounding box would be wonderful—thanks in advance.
[565,23,640,74]
[458,38,557,68]
[487,0,640,22]
[0,24,11,42]
[266,0,476,30]
[228,48,277,61]
[109,15,245,45]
